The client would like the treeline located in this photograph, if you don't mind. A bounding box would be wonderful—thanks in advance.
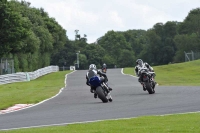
[77,8,200,68]
[56,7,200,69]
[1,0,200,71]
[96,8,200,67]
[0,0,67,72]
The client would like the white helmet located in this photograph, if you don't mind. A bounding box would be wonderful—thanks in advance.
[136,59,143,67]
[89,64,96,70]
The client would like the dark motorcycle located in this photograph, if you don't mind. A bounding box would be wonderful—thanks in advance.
[89,76,112,103]
[138,67,156,94]
[102,68,107,73]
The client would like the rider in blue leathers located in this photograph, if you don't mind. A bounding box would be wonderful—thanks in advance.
[86,64,112,98]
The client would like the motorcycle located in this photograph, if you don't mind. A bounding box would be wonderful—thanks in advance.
[138,66,156,94]
[102,68,107,73]
[89,76,112,103]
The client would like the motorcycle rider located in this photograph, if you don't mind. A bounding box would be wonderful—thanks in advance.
[134,59,156,91]
[86,64,112,98]
[102,63,107,73]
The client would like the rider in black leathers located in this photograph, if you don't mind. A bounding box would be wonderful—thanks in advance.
[101,63,107,73]
[134,59,156,90]
[86,64,112,98]
[102,63,107,69]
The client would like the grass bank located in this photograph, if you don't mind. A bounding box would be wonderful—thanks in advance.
[123,60,200,86]
[0,71,72,110]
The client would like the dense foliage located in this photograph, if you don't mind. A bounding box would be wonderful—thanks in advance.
[0,0,67,72]
[1,0,200,71]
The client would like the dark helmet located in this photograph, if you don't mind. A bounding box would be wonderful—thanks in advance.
[89,64,96,70]
[136,59,143,67]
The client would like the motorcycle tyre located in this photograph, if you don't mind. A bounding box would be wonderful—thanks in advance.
[144,82,154,94]
[96,86,108,103]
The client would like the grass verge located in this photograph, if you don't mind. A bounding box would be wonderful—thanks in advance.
[123,59,200,86]
[1,113,200,133]
[0,70,72,110]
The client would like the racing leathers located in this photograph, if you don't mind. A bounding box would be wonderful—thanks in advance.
[86,68,112,98]
[101,63,107,73]
[134,62,156,90]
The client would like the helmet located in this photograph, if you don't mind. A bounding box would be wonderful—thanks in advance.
[89,64,96,70]
[103,63,106,67]
[136,59,143,67]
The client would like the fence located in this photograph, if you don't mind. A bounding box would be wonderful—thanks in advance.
[0,58,15,75]
[59,66,70,71]
[184,51,200,62]
[0,66,59,85]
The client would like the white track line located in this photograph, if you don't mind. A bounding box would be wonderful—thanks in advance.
[1,111,200,131]
[121,68,137,78]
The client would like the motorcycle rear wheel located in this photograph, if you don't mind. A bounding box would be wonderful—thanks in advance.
[96,86,108,103]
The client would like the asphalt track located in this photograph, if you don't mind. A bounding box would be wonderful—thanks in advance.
[0,69,200,130]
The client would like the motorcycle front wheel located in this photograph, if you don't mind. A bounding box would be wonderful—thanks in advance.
[144,82,155,94]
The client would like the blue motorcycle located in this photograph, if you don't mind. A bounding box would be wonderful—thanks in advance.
[89,76,112,103]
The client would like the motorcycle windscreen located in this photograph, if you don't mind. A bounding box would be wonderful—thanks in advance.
[89,76,101,87]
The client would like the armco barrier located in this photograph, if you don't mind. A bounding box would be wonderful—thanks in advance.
[0,66,59,85]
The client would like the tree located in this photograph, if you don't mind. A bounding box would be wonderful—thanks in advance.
[0,0,31,56]
[43,15,67,53]
[146,29,162,65]
[79,54,88,69]
[98,30,132,66]
[122,30,146,56]
[174,33,200,62]
[118,50,135,67]
[178,8,200,36]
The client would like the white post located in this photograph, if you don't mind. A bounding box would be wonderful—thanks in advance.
[76,51,80,69]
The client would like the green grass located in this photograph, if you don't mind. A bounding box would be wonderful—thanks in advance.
[124,59,200,86]
[1,113,200,133]
[0,71,72,110]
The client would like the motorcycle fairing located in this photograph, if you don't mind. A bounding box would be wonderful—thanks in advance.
[89,76,101,87]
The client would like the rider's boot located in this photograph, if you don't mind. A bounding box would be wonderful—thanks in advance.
[90,88,94,93]
[141,83,146,91]
[108,87,112,91]
[94,93,97,98]
[143,86,146,91]
[152,80,157,89]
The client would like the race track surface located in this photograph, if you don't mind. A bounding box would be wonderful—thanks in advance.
[0,69,199,130]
